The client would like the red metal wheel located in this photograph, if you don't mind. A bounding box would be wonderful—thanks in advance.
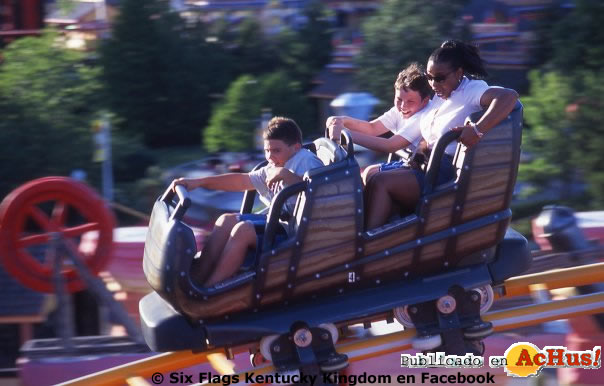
[0,177,115,292]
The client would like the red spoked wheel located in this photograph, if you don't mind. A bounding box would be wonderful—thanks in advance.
[0,177,115,293]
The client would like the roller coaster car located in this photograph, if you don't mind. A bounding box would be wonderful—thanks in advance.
[140,102,530,360]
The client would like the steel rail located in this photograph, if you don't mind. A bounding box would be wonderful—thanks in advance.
[59,263,604,386]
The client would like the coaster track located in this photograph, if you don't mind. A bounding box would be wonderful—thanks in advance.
[59,262,604,386]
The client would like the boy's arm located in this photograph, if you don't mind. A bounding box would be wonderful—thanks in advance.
[265,167,303,190]
[350,131,412,153]
[171,173,254,192]
[326,116,389,140]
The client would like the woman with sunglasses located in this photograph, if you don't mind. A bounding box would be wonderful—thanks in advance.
[364,40,518,229]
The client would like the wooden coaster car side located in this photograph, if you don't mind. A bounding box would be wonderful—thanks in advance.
[140,102,531,352]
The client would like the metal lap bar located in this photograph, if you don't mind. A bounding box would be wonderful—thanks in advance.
[159,185,191,221]
[261,181,307,251]
[340,129,355,159]
[169,185,191,222]
[423,130,461,195]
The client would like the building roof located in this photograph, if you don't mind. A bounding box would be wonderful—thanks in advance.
[185,0,307,11]
[45,2,96,24]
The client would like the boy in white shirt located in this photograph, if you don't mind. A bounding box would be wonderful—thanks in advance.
[326,63,432,185]
[171,117,323,286]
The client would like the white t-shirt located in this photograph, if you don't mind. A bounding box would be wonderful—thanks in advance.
[249,148,323,214]
[420,77,491,156]
[377,103,431,148]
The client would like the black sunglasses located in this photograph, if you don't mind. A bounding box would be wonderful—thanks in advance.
[425,70,454,83]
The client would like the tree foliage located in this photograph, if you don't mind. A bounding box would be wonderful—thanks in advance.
[228,18,278,76]
[538,0,604,73]
[0,30,103,198]
[203,72,312,153]
[203,75,261,153]
[357,0,468,107]
[521,70,604,204]
[257,71,313,133]
[520,71,575,188]
[100,0,232,147]
[567,70,604,204]
[521,1,604,205]
[275,0,333,89]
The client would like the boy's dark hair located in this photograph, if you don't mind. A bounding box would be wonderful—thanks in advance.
[394,62,433,100]
[429,40,488,79]
[263,116,302,146]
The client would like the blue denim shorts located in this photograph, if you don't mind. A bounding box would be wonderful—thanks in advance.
[379,154,456,193]
[379,159,408,172]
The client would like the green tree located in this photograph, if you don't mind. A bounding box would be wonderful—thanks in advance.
[520,71,575,192]
[543,0,604,73]
[531,0,568,68]
[230,18,278,76]
[257,71,313,133]
[203,72,313,152]
[520,0,604,206]
[203,75,262,153]
[276,0,333,89]
[0,30,104,197]
[568,70,604,205]
[521,70,604,204]
[357,0,468,107]
[100,0,232,147]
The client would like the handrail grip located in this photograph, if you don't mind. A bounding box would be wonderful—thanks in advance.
[422,130,462,195]
[262,181,308,251]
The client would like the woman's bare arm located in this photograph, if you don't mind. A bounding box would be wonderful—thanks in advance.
[453,87,519,148]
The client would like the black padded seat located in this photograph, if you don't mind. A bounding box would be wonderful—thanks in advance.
[139,291,206,352]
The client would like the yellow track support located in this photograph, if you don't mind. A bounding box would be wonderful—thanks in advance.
[502,262,604,297]
[58,263,604,386]
[58,350,222,386]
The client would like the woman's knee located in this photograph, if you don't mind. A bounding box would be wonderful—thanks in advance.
[369,170,420,203]
[362,164,380,186]
[216,212,239,227]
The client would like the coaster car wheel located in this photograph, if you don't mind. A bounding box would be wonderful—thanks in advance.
[318,323,339,344]
[472,284,494,315]
[393,305,415,328]
[259,334,279,362]
[411,334,442,351]
[250,351,269,368]
[0,177,115,293]
[319,352,349,372]
[463,321,493,340]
